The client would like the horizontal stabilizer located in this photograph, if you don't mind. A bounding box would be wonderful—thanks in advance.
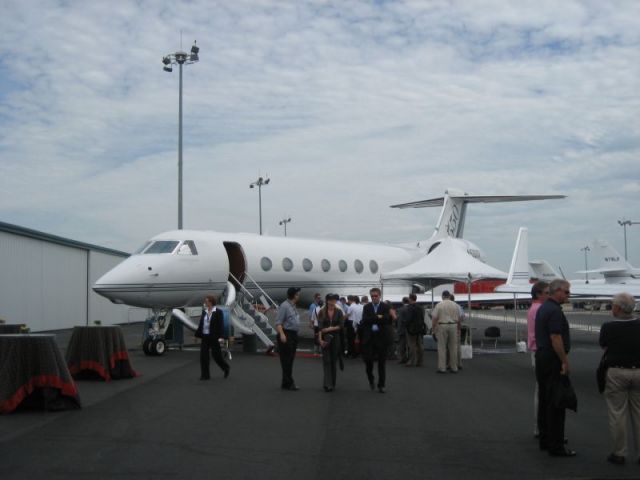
[390,194,566,209]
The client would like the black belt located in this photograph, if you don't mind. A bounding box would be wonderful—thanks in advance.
[610,365,640,369]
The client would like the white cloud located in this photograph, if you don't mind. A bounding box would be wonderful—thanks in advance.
[0,0,639,275]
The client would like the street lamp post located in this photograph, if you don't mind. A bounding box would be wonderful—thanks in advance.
[249,176,270,235]
[580,245,590,284]
[162,40,199,230]
[617,219,640,261]
[279,217,292,236]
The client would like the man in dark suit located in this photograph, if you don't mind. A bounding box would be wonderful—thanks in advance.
[360,287,393,393]
[195,294,230,380]
[535,279,574,457]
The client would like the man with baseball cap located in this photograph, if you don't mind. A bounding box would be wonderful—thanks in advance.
[275,287,302,390]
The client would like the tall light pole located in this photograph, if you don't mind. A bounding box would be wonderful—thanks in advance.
[249,176,270,235]
[162,40,199,230]
[618,219,640,261]
[279,217,292,236]
[580,245,590,284]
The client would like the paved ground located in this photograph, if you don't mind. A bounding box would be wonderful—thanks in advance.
[1,312,639,479]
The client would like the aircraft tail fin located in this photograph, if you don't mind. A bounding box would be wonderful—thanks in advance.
[592,239,633,272]
[390,189,565,241]
[506,227,530,285]
[530,259,561,281]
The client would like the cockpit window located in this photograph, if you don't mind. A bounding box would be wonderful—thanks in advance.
[133,241,152,255]
[143,241,179,254]
[177,240,198,255]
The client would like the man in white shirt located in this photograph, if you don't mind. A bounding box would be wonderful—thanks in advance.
[346,296,364,357]
[431,290,462,374]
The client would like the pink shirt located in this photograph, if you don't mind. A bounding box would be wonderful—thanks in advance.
[527,302,543,351]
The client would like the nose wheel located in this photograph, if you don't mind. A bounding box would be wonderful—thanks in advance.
[143,337,167,356]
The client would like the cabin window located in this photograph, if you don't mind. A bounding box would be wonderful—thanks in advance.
[144,241,179,254]
[133,241,152,254]
[354,259,364,274]
[282,257,294,272]
[303,258,313,272]
[177,240,198,255]
[261,257,272,271]
[339,260,347,272]
[369,260,379,274]
[321,259,331,272]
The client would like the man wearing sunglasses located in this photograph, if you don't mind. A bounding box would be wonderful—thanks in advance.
[535,279,575,457]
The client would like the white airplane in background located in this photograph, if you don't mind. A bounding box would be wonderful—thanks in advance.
[94,189,563,353]
[497,228,640,300]
[576,239,640,284]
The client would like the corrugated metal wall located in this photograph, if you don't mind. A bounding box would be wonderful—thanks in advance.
[0,230,147,331]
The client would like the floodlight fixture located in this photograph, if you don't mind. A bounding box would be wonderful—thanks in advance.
[618,218,640,261]
[279,217,292,237]
[249,176,271,235]
[162,39,200,230]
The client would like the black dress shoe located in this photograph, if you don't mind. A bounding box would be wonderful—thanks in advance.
[548,448,576,457]
[200,376,210,381]
[224,366,230,379]
[607,453,625,465]
[323,386,333,392]
[378,387,386,393]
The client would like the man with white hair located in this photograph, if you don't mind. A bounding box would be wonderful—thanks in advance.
[431,290,461,374]
[599,292,640,465]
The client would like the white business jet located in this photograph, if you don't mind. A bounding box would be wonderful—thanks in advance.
[497,228,640,300]
[93,189,563,352]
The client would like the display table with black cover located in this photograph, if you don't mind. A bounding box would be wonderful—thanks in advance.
[0,334,81,413]
[66,326,138,381]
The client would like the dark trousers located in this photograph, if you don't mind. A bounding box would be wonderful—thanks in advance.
[365,348,387,388]
[200,335,229,379]
[535,350,566,451]
[277,330,298,388]
[364,356,387,387]
[322,339,340,389]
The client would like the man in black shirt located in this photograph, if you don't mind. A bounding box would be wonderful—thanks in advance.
[535,279,575,457]
[599,292,640,465]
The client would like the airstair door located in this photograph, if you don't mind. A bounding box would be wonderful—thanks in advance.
[223,242,246,288]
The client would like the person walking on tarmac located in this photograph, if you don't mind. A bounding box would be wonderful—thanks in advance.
[360,287,393,393]
[195,295,230,380]
[317,293,345,392]
[276,287,302,391]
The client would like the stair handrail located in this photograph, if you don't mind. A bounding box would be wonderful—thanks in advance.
[242,271,279,310]
[227,272,255,302]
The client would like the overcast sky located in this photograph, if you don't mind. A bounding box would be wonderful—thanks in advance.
[1,1,639,277]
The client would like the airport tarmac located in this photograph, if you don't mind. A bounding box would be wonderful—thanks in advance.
[1,312,638,480]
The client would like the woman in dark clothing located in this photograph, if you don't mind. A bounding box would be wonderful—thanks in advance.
[195,295,230,380]
[318,293,344,392]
